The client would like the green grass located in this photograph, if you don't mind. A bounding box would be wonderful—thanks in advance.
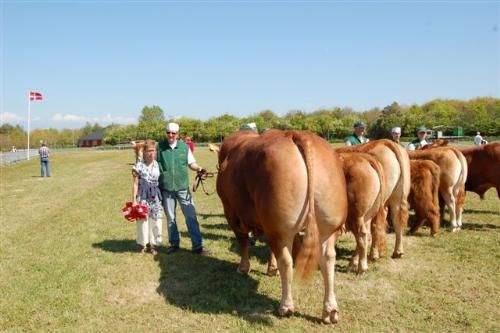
[1,148,499,332]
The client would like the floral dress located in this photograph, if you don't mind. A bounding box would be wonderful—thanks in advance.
[132,160,163,220]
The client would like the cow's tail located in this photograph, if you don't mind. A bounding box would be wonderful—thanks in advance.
[429,162,441,212]
[385,141,410,231]
[291,132,319,281]
[451,147,468,207]
[368,157,388,257]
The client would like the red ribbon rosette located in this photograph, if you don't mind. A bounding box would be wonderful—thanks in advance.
[122,202,148,222]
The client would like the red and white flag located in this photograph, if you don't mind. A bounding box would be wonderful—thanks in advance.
[29,91,43,101]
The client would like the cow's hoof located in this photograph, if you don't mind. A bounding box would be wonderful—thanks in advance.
[236,265,250,275]
[266,267,279,276]
[348,260,358,272]
[322,308,339,324]
[357,264,368,275]
[391,251,404,259]
[278,305,294,317]
[369,249,380,261]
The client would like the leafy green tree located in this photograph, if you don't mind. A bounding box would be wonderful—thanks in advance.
[139,105,165,124]
[0,124,26,151]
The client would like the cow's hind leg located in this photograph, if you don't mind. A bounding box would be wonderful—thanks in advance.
[370,206,388,260]
[442,189,458,231]
[271,239,295,316]
[267,251,279,276]
[320,233,339,324]
[388,201,404,258]
[236,233,251,274]
[350,217,369,274]
[455,188,465,230]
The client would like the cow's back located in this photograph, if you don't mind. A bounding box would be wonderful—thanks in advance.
[217,129,348,240]
[461,142,500,198]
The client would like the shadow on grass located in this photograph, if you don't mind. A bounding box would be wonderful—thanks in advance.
[92,239,138,253]
[198,213,226,221]
[201,222,231,230]
[179,230,233,242]
[154,249,278,325]
[463,208,500,215]
[460,222,500,231]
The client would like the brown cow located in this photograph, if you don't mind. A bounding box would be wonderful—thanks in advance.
[217,129,348,323]
[421,139,449,150]
[409,147,467,231]
[338,152,387,273]
[461,142,500,199]
[336,139,411,259]
[408,160,441,236]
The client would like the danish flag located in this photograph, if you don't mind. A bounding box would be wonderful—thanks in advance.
[29,91,43,101]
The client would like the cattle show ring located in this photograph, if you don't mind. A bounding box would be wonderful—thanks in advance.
[1,134,499,332]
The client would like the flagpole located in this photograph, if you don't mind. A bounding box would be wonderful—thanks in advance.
[27,92,31,160]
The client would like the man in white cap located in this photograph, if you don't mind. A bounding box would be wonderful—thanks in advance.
[157,122,208,254]
[474,132,486,145]
[391,127,404,147]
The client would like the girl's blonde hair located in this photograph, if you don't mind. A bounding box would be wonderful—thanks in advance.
[144,139,157,151]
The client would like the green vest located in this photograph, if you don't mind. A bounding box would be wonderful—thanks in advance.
[345,134,368,145]
[157,140,190,191]
[410,138,423,149]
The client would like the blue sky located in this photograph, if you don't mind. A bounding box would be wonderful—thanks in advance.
[1,1,499,130]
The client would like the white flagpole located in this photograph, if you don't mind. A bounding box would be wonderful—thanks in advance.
[27,92,31,160]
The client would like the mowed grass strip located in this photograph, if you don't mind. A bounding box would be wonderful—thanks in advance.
[1,148,499,332]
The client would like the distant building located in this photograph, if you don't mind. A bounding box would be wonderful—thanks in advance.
[79,129,105,147]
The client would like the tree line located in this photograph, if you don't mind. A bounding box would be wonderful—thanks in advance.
[1,97,498,151]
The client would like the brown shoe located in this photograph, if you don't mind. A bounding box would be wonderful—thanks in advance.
[150,247,159,256]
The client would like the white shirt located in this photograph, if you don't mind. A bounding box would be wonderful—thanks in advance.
[474,135,483,145]
[407,139,428,151]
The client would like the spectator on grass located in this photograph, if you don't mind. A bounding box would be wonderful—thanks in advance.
[38,143,51,177]
[132,139,163,255]
[474,132,488,145]
[157,122,209,255]
[345,121,369,146]
[391,127,405,148]
[408,127,429,151]
[184,136,195,153]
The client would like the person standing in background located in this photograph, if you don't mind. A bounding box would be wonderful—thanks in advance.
[474,132,488,145]
[344,121,369,146]
[391,127,405,147]
[184,136,195,153]
[38,142,51,177]
[407,127,429,150]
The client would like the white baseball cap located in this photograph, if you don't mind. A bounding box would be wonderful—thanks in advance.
[392,127,401,134]
[166,122,180,133]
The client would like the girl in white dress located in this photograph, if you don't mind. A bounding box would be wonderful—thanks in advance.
[132,140,163,255]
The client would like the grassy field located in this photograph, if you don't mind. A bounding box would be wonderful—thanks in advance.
[1,147,499,332]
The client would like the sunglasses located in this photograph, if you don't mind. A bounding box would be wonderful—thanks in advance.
[166,131,178,135]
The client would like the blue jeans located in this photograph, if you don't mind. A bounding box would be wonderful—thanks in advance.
[161,189,202,250]
[40,159,50,177]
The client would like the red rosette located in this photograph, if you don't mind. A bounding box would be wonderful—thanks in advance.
[122,202,148,222]
[135,204,148,219]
